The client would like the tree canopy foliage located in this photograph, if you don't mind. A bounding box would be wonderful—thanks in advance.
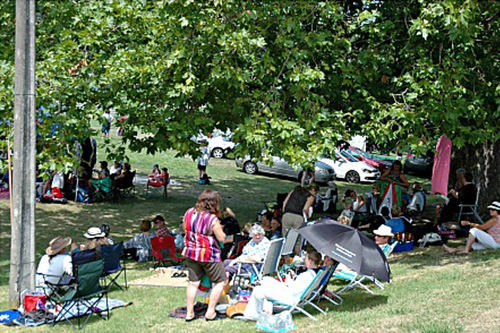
[0,0,498,171]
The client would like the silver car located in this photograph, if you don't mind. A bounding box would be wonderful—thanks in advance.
[235,156,336,183]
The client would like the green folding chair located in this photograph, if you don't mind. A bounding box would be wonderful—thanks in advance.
[48,258,109,330]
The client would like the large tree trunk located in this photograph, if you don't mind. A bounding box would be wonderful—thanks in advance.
[452,140,500,213]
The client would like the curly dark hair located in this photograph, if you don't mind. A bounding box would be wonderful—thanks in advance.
[194,189,221,216]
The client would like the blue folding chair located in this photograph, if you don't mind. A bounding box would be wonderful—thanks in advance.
[102,242,127,291]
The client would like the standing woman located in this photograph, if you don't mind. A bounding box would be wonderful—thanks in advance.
[282,183,319,235]
[380,160,409,207]
[183,190,226,321]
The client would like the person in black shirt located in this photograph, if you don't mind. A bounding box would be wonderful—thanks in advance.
[282,183,319,235]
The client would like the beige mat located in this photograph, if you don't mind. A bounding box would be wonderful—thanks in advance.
[129,267,188,288]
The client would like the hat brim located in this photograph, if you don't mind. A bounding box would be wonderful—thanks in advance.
[46,237,72,255]
[84,231,106,239]
[487,205,500,211]
[374,231,394,237]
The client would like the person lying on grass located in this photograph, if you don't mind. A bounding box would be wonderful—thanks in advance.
[443,200,500,254]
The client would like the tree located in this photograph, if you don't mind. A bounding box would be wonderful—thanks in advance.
[0,0,498,203]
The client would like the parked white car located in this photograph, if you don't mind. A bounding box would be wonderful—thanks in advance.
[320,152,380,183]
[207,136,235,158]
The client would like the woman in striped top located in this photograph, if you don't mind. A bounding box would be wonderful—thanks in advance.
[183,190,226,321]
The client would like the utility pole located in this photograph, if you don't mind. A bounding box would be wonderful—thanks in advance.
[10,0,36,308]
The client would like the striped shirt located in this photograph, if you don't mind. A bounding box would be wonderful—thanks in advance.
[182,208,221,262]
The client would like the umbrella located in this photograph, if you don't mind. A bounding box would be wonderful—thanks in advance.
[297,220,391,282]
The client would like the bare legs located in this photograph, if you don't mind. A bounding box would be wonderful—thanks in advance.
[205,281,225,319]
[442,233,476,254]
[186,281,200,320]
[185,280,226,320]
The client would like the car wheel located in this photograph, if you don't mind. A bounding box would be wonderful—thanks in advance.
[243,161,257,174]
[346,170,360,183]
[211,147,225,159]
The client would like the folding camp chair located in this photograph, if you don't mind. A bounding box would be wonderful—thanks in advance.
[232,238,284,288]
[457,182,482,223]
[281,229,300,257]
[102,242,127,291]
[116,171,136,199]
[271,269,328,321]
[310,264,343,306]
[150,236,184,268]
[227,238,249,259]
[145,178,168,197]
[46,258,108,330]
[335,242,398,295]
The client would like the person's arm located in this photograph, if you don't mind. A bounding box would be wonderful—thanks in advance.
[212,220,226,243]
[397,173,409,187]
[303,195,316,218]
[380,169,391,182]
[461,217,497,230]
[353,196,365,212]
[282,190,293,212]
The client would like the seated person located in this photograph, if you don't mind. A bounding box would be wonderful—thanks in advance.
[123,219,155,262]
[406,183,426,214]
[42,170,65,198]
[81,227,111,257]
[115,162,133,189]
[444,200,500,254]
[100,223,114,245]
[148,164,161,182]
[222,222,252,260]
[365,183,381,216]
[109,160,121,177]
[171,220,185,251]
[385,205,405,233]
[316,180,338,213]
[97,161,110,176]
[341,189,369,228]
[153,214,171,237]
[337,215,351,225]
[270,216,283,240]
[373,225,394,252]
[89,169,113,196]
[243,249,321,321]
[224,224,270,279]
[260,211,273,238]
[36,237,73,291]
[437,172,476,225]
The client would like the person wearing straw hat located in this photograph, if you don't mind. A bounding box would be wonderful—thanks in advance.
[36,237,73,289]
[444,200,500,254]
[82,226,111,256]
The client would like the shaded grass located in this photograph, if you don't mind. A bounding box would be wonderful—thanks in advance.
[0,136,498,332]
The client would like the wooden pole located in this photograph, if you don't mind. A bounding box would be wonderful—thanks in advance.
[7,139,13,227]
[10,0,36,308]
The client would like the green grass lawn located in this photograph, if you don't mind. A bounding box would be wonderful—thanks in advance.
[0,135,499,332]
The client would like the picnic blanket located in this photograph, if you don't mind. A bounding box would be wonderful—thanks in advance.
[129,267,189,288]
[10,298,131,327]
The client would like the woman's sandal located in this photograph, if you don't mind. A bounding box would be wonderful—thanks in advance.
[185,316,197,322]
[205,314,222,321]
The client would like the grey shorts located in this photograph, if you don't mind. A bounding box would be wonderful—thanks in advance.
[186,258,226,284]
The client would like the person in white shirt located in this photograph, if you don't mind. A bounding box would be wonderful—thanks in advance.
[197,141,210,179]
[243,250,322,321]
[36,237,73,291]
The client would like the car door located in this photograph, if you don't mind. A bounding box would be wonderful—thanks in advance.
[333,153,347,178]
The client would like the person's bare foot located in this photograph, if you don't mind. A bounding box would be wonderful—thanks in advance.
[456,249,469,254]
[442,244,457,253]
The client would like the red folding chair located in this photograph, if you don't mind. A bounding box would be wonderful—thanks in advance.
[145,176,168,197]
[150,236,183,268]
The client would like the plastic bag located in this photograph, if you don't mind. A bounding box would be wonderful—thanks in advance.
[256,310,295,333]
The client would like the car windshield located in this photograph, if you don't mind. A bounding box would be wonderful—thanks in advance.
[339,150,358,162]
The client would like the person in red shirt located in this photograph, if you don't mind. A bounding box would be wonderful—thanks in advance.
[153,215,171,237]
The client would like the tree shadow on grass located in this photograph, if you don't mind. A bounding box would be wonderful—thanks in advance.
[389,246,500,271]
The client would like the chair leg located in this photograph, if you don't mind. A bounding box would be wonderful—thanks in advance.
[295,306,318,321]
